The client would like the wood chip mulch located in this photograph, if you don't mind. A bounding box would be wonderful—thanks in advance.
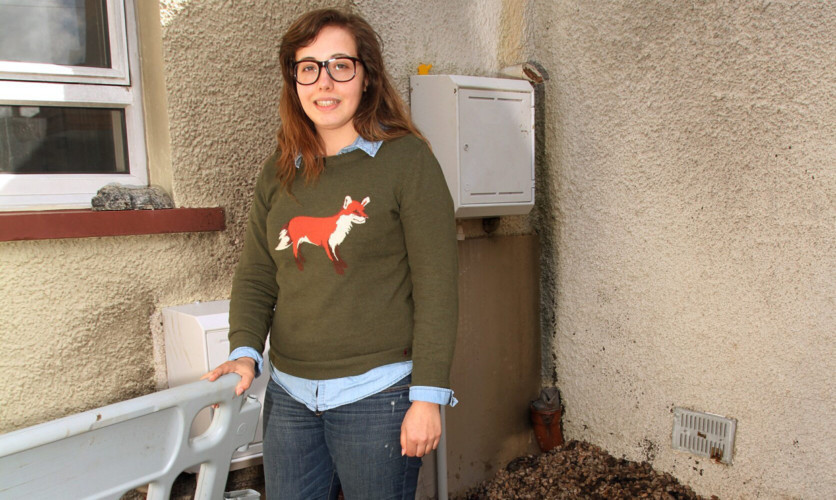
[455,440,717,500]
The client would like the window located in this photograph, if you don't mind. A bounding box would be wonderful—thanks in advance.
[0,0,147,210]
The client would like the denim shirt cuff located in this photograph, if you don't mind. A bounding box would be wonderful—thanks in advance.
[409,386,458,407]
[229,346,263,378]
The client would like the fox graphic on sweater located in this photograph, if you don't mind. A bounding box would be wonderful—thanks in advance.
[275,195,370,275]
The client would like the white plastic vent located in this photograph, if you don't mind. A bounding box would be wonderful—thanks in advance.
[672,407,736,464]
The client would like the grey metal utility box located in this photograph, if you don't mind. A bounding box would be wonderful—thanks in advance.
[410,75,535,218]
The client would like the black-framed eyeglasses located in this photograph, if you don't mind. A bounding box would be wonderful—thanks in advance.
[292,57,362,85]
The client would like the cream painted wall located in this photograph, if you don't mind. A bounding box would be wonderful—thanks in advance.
[535,1,835,498]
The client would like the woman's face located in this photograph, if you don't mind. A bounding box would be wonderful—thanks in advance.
[295,25,366,146]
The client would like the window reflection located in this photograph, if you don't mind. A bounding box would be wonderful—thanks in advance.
[0,0,110,68]
[0,105,128,174]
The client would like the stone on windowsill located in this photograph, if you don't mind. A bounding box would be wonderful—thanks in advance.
[91,183,174,211]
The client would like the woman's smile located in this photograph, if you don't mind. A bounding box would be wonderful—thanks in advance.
[314,97,340,109]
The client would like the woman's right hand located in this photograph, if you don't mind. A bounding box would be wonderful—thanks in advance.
[201,357,256,396]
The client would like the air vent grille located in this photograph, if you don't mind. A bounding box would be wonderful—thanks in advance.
[672,407,736,464]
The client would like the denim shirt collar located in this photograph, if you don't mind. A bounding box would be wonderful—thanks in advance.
[294,135,383,169]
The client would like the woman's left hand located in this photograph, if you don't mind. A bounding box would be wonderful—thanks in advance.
[400,401,441,457]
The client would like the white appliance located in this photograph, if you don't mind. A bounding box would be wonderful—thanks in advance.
[162,300,269,471]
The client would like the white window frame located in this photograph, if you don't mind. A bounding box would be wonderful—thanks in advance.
[0,0,146,210]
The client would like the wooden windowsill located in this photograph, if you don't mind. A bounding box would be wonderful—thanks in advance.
[0,207,225,242]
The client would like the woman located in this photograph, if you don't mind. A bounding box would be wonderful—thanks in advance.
[204,8,458,499]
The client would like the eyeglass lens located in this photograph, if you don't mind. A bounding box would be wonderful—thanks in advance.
[295,58,357,84]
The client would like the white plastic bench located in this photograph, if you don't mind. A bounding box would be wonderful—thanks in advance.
[0,374,260,499]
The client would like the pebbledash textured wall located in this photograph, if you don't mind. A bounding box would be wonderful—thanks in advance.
[535,1,835,499]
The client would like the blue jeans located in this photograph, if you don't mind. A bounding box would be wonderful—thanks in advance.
[262,375,422,499]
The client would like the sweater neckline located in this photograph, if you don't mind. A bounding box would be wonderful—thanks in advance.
[324,146,369,167]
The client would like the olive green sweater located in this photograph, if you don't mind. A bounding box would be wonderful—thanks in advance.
[228,134,458,388]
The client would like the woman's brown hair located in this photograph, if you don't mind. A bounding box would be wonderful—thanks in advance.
[276,8,424,192]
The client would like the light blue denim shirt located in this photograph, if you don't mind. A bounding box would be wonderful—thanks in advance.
[230,135,457,412]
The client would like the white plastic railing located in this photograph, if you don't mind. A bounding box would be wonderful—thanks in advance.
[0,374,260,500]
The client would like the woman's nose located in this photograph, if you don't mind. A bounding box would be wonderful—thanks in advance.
[317,69,335,89]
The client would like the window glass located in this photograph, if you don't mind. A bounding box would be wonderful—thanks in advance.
[0,105,128,174]
[0,0,111,68]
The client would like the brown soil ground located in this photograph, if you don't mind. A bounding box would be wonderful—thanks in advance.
[455,440,716,500]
